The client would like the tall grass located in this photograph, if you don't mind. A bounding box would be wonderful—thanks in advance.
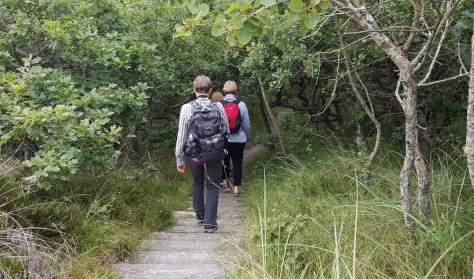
[1,154,191,278]
[1,156,70,278]
[233,146,474,278]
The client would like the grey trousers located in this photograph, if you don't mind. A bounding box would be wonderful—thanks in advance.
[189,160,221,228]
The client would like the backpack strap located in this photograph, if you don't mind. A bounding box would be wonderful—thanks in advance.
[221,99,240,105]
[193,98,213,112]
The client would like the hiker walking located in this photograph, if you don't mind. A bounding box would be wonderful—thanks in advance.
[220,81,251,197]
[175,75,230,233]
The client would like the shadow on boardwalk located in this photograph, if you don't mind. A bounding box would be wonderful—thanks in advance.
[113,144,266,279]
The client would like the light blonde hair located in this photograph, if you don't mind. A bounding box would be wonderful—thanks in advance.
[211,91,224,101]
[223,80,237,94]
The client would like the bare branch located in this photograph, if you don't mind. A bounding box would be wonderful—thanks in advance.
[413,0,461,66]
[327,0,408,68]
[337,18,382,186]
[418,72,469,87]
[343,26,432,35]
[457,39,468,73]
[442,0,448,10]
[418,19,451,82]
[419,2,430,30]
[394,77,406,112]
[329,0,350,10]
[299,12,336,41]
[429,0,441,16]
[355,71,375,115]
[320,35,371,55]
[349,0,360,6]
[315,52,341,117]
[402,0,422,52]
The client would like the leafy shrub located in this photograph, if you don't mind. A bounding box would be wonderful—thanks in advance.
[0,59,148,189]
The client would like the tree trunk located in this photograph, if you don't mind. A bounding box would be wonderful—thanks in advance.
[466,18,474,190]
[338,25,382,188]
[400,72,431,228]
[255,82,272,134]
[258,76,288,158]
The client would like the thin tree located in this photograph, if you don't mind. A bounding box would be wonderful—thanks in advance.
[337,22,382,189]
[466,17,474,190]
[328,0,468,229]
[258,75,288,158]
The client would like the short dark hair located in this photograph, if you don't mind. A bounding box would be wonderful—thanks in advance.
[193,75,212,94]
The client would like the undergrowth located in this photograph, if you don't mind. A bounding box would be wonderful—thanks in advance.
[0,155,190,278]
[231,119,474,278]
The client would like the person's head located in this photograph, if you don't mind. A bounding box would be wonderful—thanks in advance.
[193,75,212,95]
[223,80,237,95]
[211,91,224,101]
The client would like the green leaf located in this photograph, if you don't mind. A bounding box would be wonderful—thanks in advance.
[240,2,250,12]
[261,0,276,7]
[193,16,203,25]
[287,12,301,22]
[188,5,197,14]
[212,24,226,37]
[237,30,252,45]
[304,11,321,29]
[215,14,227,24]
[243,20,258,33]
[289,0,304,13]
[173,24,186,38]
[299,20,310,34]
[233,15,245,30]
[30,158,45,165]
[225,3,239,15]
[256,14,269,24]
[229,9,241,17]
[318,0,330,10]
[197,4,209,17]
[226,33,237,45]
[249,17,262,26]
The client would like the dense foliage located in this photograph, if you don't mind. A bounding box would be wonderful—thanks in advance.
[0,0,233,188]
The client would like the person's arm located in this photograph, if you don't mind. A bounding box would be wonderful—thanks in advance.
[240,102,251,140]
[175,104,191,169]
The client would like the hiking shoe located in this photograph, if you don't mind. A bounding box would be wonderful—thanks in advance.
[204,226,218,233]
[196,214,204,224]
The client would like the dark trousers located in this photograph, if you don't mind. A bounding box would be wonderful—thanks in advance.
[222,142,246,186]
[189,160,221,228]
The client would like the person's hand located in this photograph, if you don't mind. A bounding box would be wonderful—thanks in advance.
[177,165,185,173]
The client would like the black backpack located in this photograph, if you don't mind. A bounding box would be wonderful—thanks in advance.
[183,99,228,164]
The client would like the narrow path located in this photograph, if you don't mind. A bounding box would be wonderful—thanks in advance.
[113,144,265,279]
